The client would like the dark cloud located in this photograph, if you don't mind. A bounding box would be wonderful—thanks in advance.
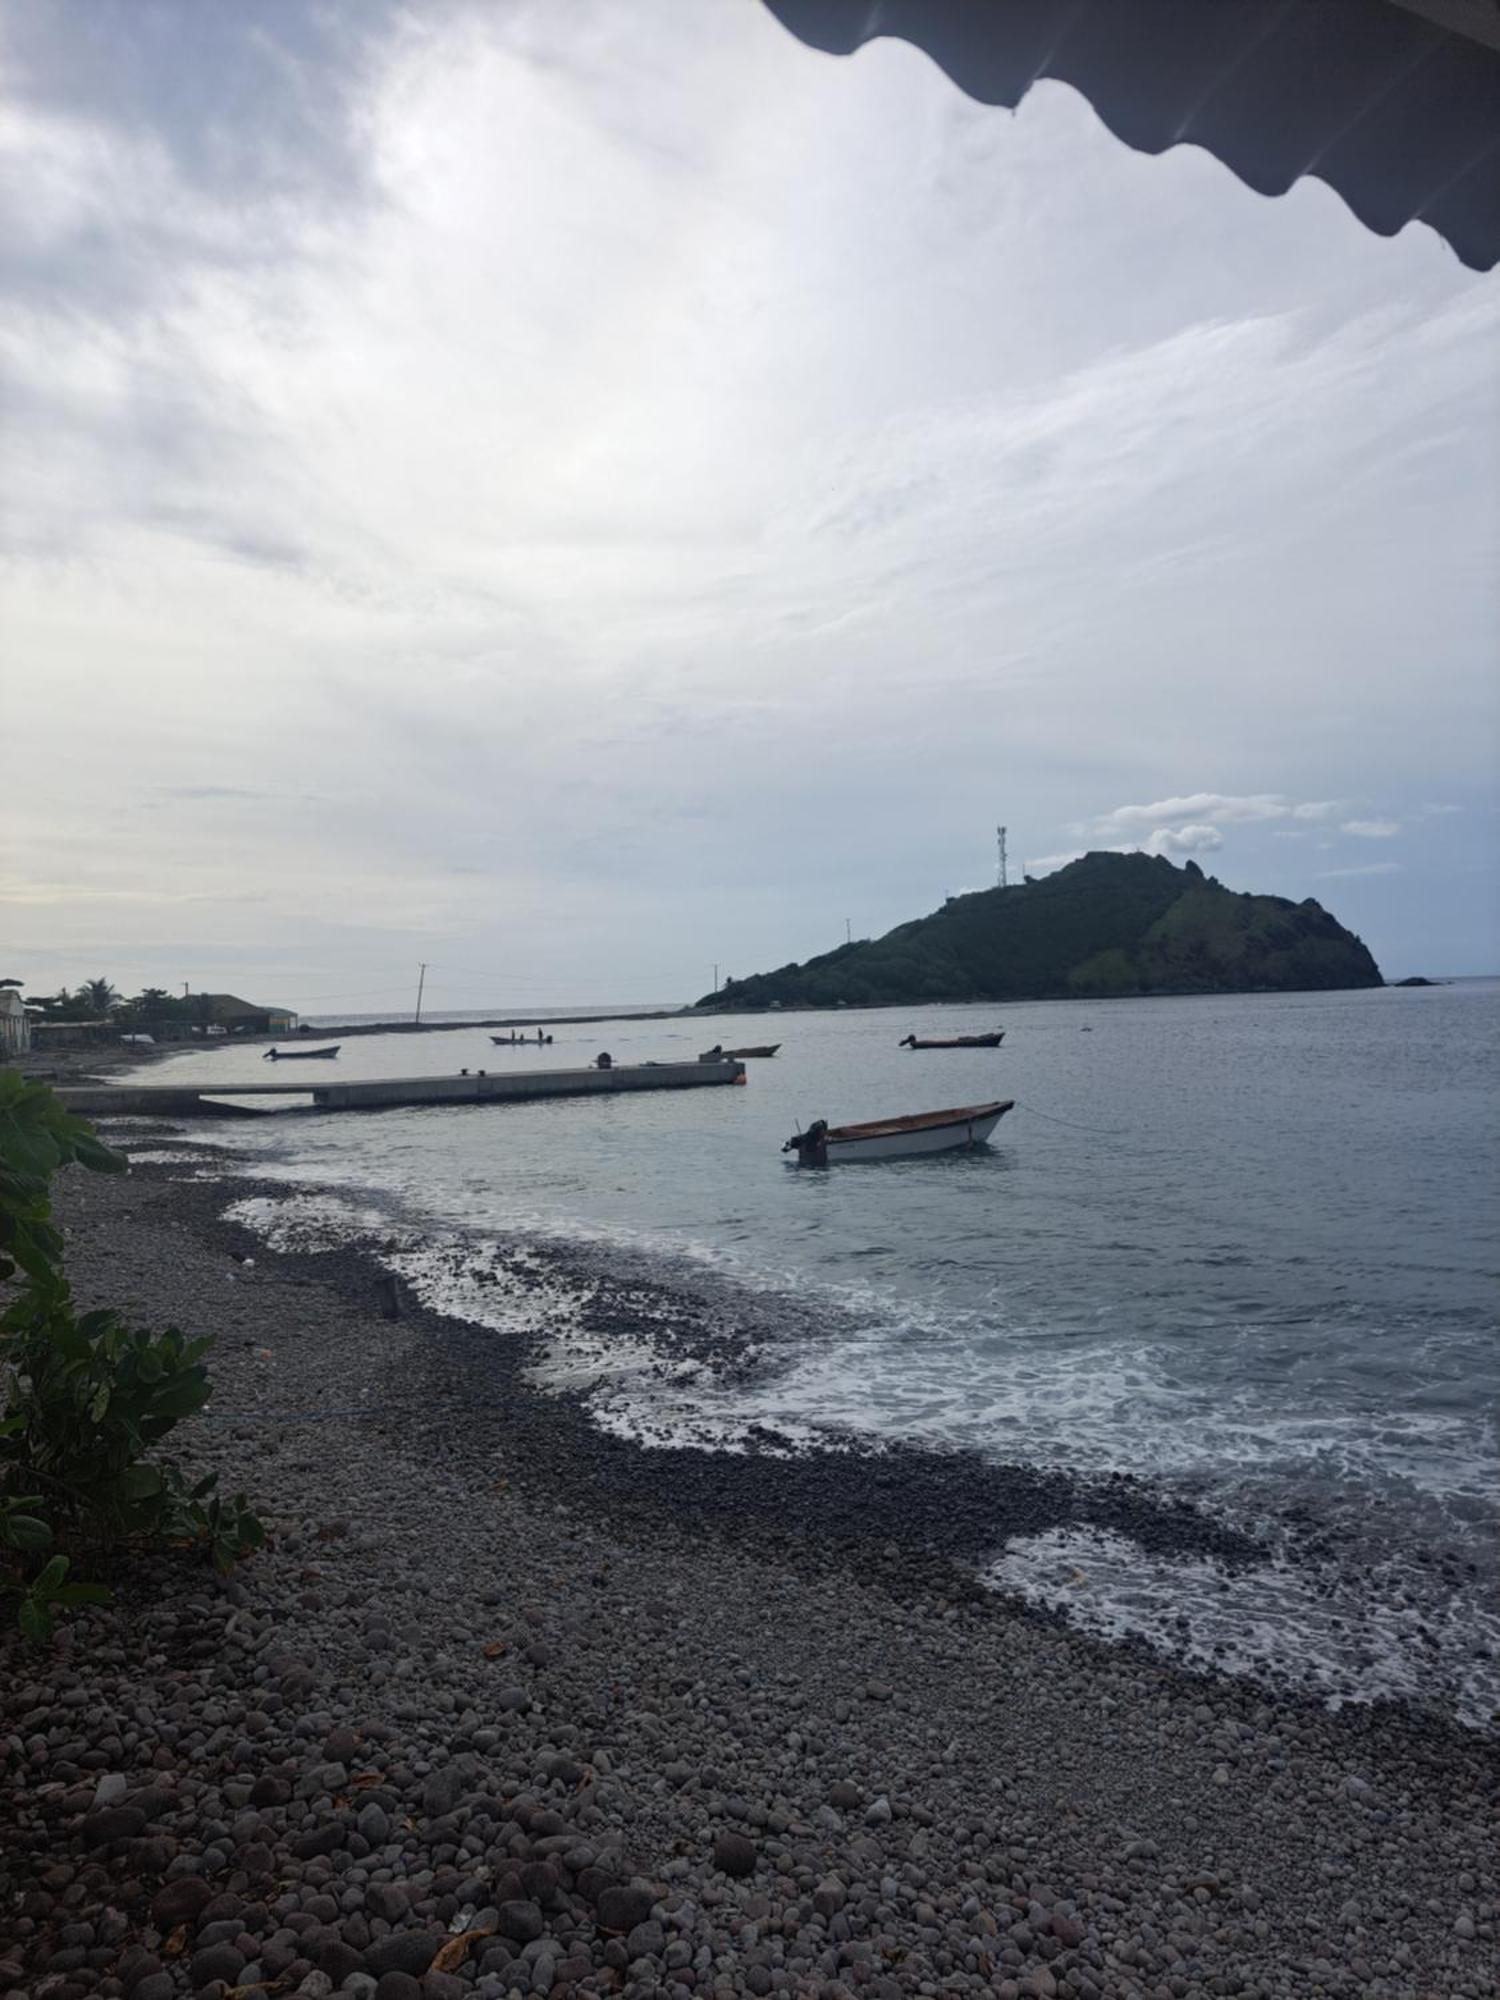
[0,0,412,319]
[2,0,408,203]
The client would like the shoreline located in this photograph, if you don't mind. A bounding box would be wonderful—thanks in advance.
[2,1146,1495,1998]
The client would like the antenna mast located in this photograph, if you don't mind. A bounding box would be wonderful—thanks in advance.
[996,825,1008,889]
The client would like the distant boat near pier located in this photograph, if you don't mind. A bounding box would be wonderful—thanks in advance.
[899,1031,1004,1050]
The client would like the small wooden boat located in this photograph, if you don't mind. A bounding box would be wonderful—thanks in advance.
[709,1043,780,1059]
[783,1100,1013,1165]
[899,1031,1004,1050]
[263,1045,340,1061]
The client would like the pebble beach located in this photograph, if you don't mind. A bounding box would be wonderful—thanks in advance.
[3,1146,1496,2000]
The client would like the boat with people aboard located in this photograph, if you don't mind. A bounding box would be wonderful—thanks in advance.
[262,1045,340,1061]
[899,1031,1004,1049]
[783,1099,1013,1165]
[700,1042,781,1060]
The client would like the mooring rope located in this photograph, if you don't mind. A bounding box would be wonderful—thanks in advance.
[1011,1098,1131,1138]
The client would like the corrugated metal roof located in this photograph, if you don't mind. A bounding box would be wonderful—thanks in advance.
[761,0,1500,269]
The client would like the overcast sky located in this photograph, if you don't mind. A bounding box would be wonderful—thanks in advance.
[3,0,1496,1013]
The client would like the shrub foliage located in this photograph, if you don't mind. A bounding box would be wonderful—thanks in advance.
[0,1070,262,1636]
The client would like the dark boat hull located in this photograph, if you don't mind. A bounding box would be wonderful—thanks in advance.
[900,1032,1004,1049]
[264,1046,340,1060]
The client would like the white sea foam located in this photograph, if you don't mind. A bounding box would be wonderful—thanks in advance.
[215,1164,1500,1726]
[992,1526,1500,1731]
[223,1192,412,1254]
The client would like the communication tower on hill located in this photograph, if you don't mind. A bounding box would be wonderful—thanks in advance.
[996,825,1008,889]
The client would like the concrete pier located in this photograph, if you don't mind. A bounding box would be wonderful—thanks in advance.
[58,1059,746,1119]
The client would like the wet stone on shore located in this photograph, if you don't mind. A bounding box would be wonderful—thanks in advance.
[0,1154,1495,2000]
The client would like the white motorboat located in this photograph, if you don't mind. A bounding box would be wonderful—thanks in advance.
[783,1099,1013,1165]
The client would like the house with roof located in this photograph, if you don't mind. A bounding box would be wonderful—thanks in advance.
[200,994,299,1036]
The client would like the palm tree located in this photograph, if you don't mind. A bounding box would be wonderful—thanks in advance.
[76,977,121,1018]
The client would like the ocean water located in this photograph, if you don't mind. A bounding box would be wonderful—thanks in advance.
[123,982,1500,1725]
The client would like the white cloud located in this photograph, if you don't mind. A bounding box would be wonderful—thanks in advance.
[1341,818,1401,838]
[1142,823,1223,857]
[1098,794,1342,835]
[1318,861,1401,878]
[1024,824,1222,872]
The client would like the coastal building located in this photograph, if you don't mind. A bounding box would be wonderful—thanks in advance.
[200,993,299,1036]
[0,986,31,1056]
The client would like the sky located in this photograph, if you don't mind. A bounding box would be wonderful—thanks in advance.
[2,0,1496,1014]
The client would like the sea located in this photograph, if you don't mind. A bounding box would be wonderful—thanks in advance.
[121,981,1500,1729]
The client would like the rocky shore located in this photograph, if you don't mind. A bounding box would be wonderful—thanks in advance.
[3,1150,1495,2000]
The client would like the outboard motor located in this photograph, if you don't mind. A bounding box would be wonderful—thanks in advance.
[783,1119,829,1167]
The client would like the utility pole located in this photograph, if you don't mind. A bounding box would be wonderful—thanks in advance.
[713,963,719,993]
[997,825,1008,889]
[414,962,427,1025]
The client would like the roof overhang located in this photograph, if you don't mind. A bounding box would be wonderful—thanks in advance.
[760,0,1500,269]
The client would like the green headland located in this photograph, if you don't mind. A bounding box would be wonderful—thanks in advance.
[698,851,1383,1009]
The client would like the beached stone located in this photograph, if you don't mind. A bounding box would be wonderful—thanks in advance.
[625,1919,665,1958]
[496,1900,545,1944]
[372,1977,422,2000]
[81,1806,147,1845]
[309,1931,364,1983]
[595,1883,655,1932]
[420,1767,463,1817]
[291,1822,346,1859]
[364,1933,445,1979]
[364,1882,408,1923]
[189,1942,246,1987]
[92,1772,129,1809]
[813,1877,847,1918]
[152,1876,215,1927]
[712,1831,757,1878]
[423,1972,469,2000]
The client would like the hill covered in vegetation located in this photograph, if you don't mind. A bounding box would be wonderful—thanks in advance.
[699,852,1382,1009]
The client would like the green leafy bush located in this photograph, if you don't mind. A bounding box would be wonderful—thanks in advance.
[0,1070,126,1286]
[0,1072,264,1635]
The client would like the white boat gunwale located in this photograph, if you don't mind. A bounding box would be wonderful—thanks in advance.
[785,1098,1014,1163]
[824,1098,1012,1143]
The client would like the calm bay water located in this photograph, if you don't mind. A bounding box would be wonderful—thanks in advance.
[127,981,1500,1723]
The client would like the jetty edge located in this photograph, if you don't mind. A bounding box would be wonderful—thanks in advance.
[54,1058,745,1119]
